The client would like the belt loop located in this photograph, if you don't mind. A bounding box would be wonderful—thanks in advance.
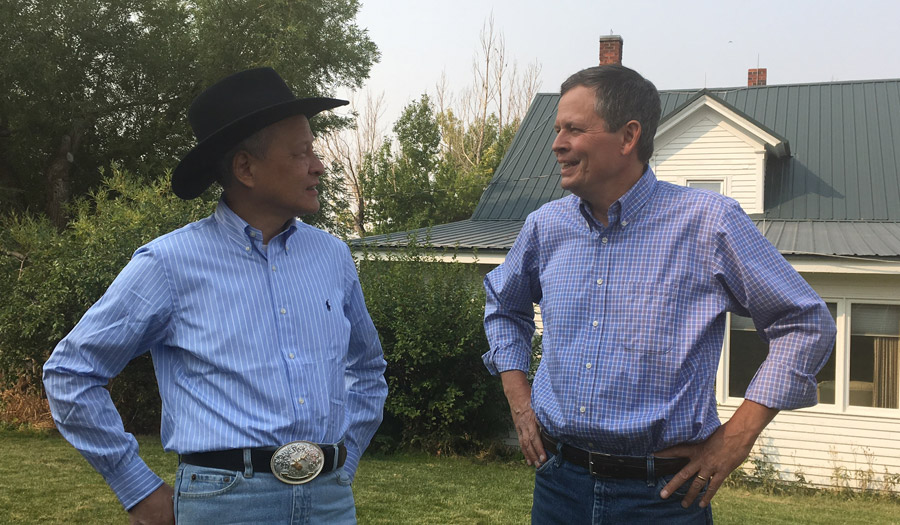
[243,448,254,478]
[645,456,655,487]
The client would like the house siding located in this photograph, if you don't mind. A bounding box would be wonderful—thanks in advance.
[652,114,763,213]
[717,271,900,492]
[718,406,900,491]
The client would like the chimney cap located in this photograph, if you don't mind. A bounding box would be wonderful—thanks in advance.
[599,34,623,42]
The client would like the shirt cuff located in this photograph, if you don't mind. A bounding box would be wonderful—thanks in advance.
[104,453,165,511]
[482,345,530,376]
[343,447,360,480]
[744,358,819,410]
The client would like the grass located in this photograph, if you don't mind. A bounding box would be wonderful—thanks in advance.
[1,429,898,524]
[354,453,533,524]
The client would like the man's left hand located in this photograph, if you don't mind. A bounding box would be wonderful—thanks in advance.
[656,400,778,508]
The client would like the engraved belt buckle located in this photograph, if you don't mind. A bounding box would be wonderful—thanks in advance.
[270,441,325,484]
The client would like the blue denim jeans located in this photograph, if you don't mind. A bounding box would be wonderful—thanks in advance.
[531,452,712,524]
[173,456,356,524]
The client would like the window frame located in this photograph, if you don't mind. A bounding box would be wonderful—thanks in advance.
[716,298,900,417]
[685,178,726,195]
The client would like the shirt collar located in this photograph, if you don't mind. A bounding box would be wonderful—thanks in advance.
[577,166,658,231]
[213,199,298,248]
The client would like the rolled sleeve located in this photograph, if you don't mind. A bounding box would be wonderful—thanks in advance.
[715,203,836,408]
[482,342,533,375]
[482,215,541,376]
[745,358,819,410]
[745,302,837,409]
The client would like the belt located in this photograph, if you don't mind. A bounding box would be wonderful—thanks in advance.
[181,441,347,482]
[540,429,689,479]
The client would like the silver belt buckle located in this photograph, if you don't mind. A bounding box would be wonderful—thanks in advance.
[270,441,325,484]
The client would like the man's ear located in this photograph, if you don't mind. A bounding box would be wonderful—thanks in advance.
[231,150,255,189]
[620,120,642,157]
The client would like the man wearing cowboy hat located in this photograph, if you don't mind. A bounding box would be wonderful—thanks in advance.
[43,67,388,524]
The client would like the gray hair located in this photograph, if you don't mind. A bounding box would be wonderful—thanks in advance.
[216,126,276,189]
[560,65,661,163]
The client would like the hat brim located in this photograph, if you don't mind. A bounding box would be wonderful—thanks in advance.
[172,97,348,199]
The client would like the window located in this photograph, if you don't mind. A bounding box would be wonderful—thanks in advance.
[723,300,900,413]
[686,179,724,194]
[849,304,900,409]
[728,303,837,402]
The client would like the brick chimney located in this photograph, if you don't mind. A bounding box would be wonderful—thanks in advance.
[599,35,623,65]
[748,68,767,87]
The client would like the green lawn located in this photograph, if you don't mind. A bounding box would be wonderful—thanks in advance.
[1,429,897,524]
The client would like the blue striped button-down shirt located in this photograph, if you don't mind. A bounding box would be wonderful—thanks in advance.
[43,200,388,509]
[483,168,835,455]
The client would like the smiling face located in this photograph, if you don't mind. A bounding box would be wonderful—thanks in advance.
[246,114,323,219]
[551,85,632,202]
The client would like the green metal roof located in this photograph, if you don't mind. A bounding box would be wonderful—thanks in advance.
[474,79,900,222]
[353,218,900,258]
[354,79,900,258]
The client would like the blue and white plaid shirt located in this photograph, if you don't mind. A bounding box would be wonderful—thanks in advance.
[483,168,835,455]
[43,200,388,509]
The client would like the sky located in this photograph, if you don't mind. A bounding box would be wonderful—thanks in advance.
[337,0,900,127]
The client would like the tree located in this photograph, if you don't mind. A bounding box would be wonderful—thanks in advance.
[432,114,518,225]
[321,91,387,236]
[0,170,212,402]
[322,15,541,236]
[0,0,377,230]
[435,15,541,174]
[364,94,443,235]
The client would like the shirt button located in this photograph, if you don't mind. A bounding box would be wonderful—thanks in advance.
[271,265,277,271]
[585,363,592,369]
[601,237,609,244]
[249,232,256,238]
[621,220,629,227]
[245,246,251,252]
[592,320,599,327]
[579,406,586,413]
[298,398,305,405]
[288,353,295,359]
[280,308,287,315]
[596,278,603,285]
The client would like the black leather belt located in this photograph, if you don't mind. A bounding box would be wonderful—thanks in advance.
[540,429,688,479]
[181,443,347,475]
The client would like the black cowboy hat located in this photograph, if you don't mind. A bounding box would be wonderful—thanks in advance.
[172,67,348,199]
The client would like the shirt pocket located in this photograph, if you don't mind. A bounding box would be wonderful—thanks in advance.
[621,282,677,355]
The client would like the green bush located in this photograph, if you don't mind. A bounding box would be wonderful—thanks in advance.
[358,244,507,454]
[0,169,214,432]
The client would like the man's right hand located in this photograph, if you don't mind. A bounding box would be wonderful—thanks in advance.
[500,370,546,467]
[128,483,175,525]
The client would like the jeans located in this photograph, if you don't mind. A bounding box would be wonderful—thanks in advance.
[531,452,712,525]
[173,457,356,524]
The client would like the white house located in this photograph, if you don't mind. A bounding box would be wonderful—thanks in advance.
[355,37,900,492]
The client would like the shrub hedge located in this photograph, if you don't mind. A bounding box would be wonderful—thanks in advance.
[0,170,214,432]
[358,245,507,453]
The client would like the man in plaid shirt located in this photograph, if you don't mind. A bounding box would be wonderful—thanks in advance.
[483,65,835,524]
